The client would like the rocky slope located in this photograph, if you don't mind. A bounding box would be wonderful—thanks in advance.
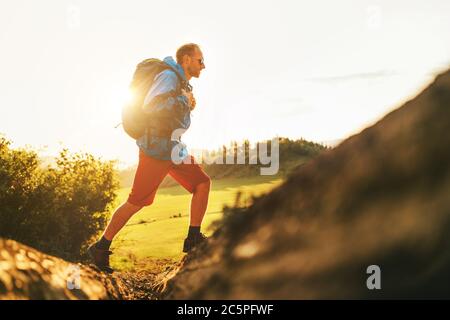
[0,239,135,299]
[162,69,450,299]
[0,237,180,300]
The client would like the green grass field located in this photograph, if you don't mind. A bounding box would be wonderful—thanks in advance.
[110,176,283,271]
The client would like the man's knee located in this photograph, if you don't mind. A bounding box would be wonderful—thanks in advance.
[125,200,145,212]
[194,178,211,193]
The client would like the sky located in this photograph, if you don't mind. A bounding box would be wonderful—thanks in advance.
[1,0,449,167]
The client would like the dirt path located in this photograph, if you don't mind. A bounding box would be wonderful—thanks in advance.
[114,258,181,300]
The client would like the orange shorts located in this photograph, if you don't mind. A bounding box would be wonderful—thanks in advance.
[127,149,211,207]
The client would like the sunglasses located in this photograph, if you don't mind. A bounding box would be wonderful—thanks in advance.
[196,58,205,66]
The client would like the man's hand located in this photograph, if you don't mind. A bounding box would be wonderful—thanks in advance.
[182,89,196,111]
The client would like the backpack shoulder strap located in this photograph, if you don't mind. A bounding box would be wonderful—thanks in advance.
[164,65,193,93]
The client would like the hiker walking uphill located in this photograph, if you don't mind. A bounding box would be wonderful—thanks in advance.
[88,43,210,273]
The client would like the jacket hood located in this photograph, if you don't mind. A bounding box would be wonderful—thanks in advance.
[163,56,187,81]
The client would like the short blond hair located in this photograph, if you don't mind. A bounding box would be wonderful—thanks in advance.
[176,43,201,64]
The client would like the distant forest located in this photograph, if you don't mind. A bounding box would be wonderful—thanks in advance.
[118,137,329,188]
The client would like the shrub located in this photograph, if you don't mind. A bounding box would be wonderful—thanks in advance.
[0,136,118,261]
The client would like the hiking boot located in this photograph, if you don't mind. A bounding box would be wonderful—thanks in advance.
[88,244,114,273]
[183,233,208,253]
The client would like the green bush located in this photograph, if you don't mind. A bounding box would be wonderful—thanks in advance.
[0,136,118,261]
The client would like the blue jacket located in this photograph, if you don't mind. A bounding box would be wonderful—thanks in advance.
[136,56,191,161]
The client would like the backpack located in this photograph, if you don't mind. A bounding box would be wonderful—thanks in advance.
[121,58,188,140]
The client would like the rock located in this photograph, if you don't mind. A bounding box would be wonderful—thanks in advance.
[0,239,132,300]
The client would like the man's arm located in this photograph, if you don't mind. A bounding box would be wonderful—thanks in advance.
[142,70,190,115]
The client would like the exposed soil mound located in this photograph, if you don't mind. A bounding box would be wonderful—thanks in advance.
[162,69,450,299]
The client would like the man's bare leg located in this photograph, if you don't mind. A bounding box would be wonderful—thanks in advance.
[88,201,142,272]
[183,180,211,253]
[103,201,143,241]
[189,180,211,227]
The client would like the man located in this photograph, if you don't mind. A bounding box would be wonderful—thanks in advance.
[89,43,210,273]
